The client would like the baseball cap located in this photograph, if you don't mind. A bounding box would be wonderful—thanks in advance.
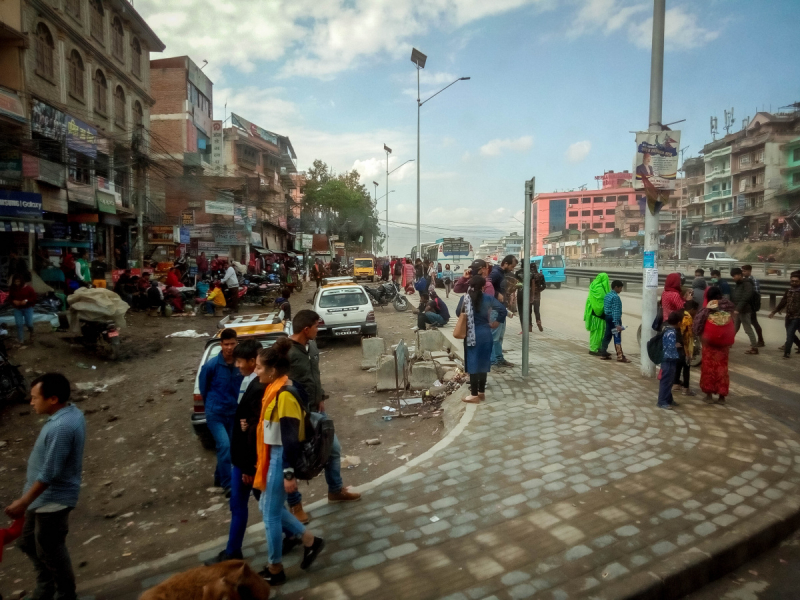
[469,259,487,271]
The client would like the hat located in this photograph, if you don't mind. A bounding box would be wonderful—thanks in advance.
[469,259,487,271]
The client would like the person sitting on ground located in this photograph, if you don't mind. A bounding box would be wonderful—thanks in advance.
[205,281,226,315]
[417,300,446,331]
[147,280,164,314]
[113,270,134,305]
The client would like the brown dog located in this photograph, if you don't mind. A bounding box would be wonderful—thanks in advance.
[139,560,270,600]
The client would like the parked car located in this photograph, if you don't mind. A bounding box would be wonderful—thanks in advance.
[312,278,377,339]
[191,311,291,449]
[704,251,737,262]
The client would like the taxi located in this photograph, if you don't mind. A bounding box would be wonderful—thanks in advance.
[191,311,292,448]
[312,277,376,339]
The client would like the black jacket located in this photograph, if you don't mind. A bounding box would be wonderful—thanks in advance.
[230,377,266,475]
[288,339,324,412]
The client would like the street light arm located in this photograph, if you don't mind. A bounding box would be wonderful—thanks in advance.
[388,159,414,175]
[420,77,470,107]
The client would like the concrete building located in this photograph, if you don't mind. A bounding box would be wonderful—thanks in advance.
[476,239,503,261]
[779,135,800,233]
[498,232,522,257]
[594,170,632,190]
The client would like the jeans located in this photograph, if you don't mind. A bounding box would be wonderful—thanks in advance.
[417,311,445,330]
[658,360,677,407]
[205,301,217,315]
[600,318,621,354]
[288,427,342,506]
[18,508,76,600]
[225,465,261,555]
[734,311,758,347]
[206,411,235,490]
[490,310,506,365]
[14,306,34,342]
[786,318,800,357]
[673,352,690,388]
[260,446,306,565]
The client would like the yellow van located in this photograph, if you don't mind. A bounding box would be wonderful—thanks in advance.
[353,257,376,282]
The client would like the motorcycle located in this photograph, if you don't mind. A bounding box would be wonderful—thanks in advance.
[79,319,121,361]
[364,282,409,312]
[0,326,26,405]
[757,254,776,263]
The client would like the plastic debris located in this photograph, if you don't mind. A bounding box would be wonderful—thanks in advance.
[165,330,207,338]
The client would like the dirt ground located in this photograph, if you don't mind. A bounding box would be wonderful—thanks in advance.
[0,281,444,593]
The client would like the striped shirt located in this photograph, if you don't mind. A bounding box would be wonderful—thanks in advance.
[603,290,623,326]
[25,404,86,510]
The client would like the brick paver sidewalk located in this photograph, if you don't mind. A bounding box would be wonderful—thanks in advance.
[79,310,800,600]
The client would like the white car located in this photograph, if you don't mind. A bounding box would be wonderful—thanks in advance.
[312,279,376,338]
[705,252,737,262]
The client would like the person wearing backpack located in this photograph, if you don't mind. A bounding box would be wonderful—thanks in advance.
[730,267,759,355]
[741,264,765,347]
[657,311,683,410]
[253,337,326,586]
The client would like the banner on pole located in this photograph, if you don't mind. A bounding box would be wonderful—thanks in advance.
[633,130,681,190]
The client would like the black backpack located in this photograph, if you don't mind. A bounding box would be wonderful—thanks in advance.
[269,385,335,481]
[647,330,665,365]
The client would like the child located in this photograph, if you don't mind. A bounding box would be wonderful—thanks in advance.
[205,281,226,316]
[658,311,684,410]
[674,300,698,396]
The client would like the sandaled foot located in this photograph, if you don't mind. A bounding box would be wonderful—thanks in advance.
[462,395,481,404]
[744,348,759,355]
[478,393,486,401]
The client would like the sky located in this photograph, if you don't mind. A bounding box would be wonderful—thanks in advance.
[136,0,800,256]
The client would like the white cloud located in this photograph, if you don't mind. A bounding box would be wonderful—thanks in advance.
[479,136,533,157]
[629,6,721,50]
[565,140,591,163]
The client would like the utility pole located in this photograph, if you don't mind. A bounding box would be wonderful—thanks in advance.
[522,178,534,377]
[384,144,391,255]
[640,0,666,378]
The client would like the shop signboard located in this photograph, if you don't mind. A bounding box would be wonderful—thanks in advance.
[197,240,230,257]
[205,198,234,215]
[181,210,195,226]
[234,205,256,225]
[66,181,95,206]
[31,100,67,141]
[186,224,214,240]
[147,225,176,245]
[214,227,246,245]
[211,121,223,171]
[179,227,190,244]
[96,191,117,214]
[66,115,98,158]
[231,113,278,146]
[40,187,68,214]
[302,234,313,250]
[0,88,25,122]
[0,190,43,219]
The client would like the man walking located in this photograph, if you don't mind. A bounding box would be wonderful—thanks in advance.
[769,270,800,359]
[730,267,759,355]
[489,255,518,369]
[221,261,240,313]
[198,328,243,495]
[599,280,631,363]
[286,310,360,524]
[6,373,85,600]
[516,262,545,333]
[741,264,765,347]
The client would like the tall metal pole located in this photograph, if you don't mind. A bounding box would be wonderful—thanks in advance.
[640,0,666,378]
[416,65,421,258]
[386,150,389,256]
[522,178,534,377]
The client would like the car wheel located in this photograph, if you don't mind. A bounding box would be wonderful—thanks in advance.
[555,283,562,289]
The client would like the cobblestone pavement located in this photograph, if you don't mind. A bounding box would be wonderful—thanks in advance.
[78,312,800,600]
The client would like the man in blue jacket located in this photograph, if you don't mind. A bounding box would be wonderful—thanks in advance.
[199,328,243,495]
[489,255,518,368]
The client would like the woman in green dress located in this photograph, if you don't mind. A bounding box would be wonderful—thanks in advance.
[584,273,610,355]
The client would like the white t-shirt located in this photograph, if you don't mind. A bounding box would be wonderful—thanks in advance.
[221,266,239,288]
[238,372,257,404]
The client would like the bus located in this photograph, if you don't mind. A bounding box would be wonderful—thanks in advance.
[423,238,474,284]
[531,254,565,288]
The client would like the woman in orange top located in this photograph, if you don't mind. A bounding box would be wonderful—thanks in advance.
[253,338,324,586]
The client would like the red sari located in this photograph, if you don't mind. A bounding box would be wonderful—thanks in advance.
[700,343,730,396]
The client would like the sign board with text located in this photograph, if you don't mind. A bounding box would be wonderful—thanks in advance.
[633,130,681,190]
[211,121,224,171]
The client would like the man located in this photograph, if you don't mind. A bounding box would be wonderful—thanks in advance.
[489,255,518,369]
[691,269,707,306]
[197,252,209,280]
[636,152,654,178]
[709,269,731,299]
[730,267,759,355]
[414,258,424,283]
[75,250,91,286]
[221,261,240,313]
[6,373,85,600]
[312,260,323,288]
[393,259,403,286]
[416,291,450,331]
[769,270,800,359]
[205,340,264,564]
[211,254,222,274]
[454,259,495,296]
[599,280,631,363]
[135,271,152,310]
[113,269,134,305]
[516,263,546,333]
[381,260,390,282]
[198,328,243,494]
[741,264,765,347]
[784,225,792,248]
[286,310,360,524]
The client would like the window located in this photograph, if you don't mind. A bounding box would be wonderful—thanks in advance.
[593,209,602,216]
[606,196,616,203]
[793,172,800,185]
[739,154,750,167]
[68,50,85,100]
[68,150,91,184]
[90,0,104,42]
[112,17,124,61]
[756,172,764,185]
[542,256,564,268]
[592,223,601,229]
[605,208,615,215]
[133,101,143,131]
[617,195,628,203]
[593,197,603,203]
[581,210,590,216]
[568,211,578,217]
[114,86,125,127]
[739,179,746,192]
[66,0,80,18]
[568,198,578,205]
[319,289,368,308]
[582,223,589,229]
[94,70,107,114]
[605,222,614,229]
[581,197,591,204]
[35,23,55,80]
[756,150,764,163]
[629,224,638,233]
[794,148,800,162]
[131,38,142,78]
[114,164,128,206]
[568,223,578,230]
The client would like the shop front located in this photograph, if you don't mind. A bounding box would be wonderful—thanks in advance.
[0,190,44,285]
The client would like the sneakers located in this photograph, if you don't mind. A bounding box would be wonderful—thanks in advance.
[657,404,673,410]
[259,566,286,586]
[204,549,243,566]
[498,359,515,367]
[327,488,362,503]
[301,537,326,570]
[289,503,310,524]
[744,347,759,355]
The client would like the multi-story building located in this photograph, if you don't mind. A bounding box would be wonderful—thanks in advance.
[594,170,632,190]
[779,135,800,232]
[498,232,523,257]
[2,0,165,273]
[476,239,503,261]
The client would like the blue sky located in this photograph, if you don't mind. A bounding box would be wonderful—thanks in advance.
[138,0,800,255]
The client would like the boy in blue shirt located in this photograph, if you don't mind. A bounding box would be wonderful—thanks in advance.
[658,311,683,410]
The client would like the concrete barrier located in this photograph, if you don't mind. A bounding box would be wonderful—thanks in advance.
[416,329,444,353]
[375,355,397,391]
[409,361,438,390]
[361,337,386,370]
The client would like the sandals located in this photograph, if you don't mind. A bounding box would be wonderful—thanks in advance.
[744,348,759,355]
[462,395,481,404]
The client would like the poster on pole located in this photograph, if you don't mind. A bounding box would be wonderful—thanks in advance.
[633,130,681,190]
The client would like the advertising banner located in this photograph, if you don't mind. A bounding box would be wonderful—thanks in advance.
[179,227,190,244]
[231,113,279,146]
[233,205,256,225]
[31,99,67,141]
[633,130,681,190]
[181,210,195,226]
[205,199,234,215]
[66,115,98,158]
[197,240,230,257]
[96,191,117,214]
[214,227,247,245]
[147,226,176,245]
[0,88,25,122]
[211,121,223,171]
[0,190,43,219]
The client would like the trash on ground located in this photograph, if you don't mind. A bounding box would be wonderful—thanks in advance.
[341,455,361,468]
[165,330,207,338]
[364,438,381,446]
[355,408,379,416]
[382,406,397,412]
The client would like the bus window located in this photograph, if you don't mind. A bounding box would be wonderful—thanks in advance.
[542,255,565,269]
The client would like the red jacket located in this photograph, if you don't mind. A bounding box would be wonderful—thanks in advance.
[9,284,37,307]
[166,271,182,288]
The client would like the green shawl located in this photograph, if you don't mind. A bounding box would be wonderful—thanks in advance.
[583,273,610,331]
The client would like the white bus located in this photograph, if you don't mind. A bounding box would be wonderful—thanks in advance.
[423,238,474,285]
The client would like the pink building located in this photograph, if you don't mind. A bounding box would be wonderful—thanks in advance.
[594,170,633,189]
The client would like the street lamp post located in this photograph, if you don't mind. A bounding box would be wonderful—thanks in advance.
[373,181,379,254]
[411,47,470,257]
[384,145,391,255]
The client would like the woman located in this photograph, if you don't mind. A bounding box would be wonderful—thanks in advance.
[661,273,684,321]
[427,260,437,295]
[693,287,735,405]
[442,264,454,298]
[8,275,37,343]
[584,273,610,355]
[402,258,415,290]
[456,276,507,403]
[253,338,324,585]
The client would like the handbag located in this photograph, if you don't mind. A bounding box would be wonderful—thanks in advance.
[453,311,467,339]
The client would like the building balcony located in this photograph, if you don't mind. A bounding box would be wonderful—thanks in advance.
[738,183,765,194]
[704,146,732,161]
[684,175,704,186]
[704,189,732,202]
[735,161,765,174]
[705,168,731,182]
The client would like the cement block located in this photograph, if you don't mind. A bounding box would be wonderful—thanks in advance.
[434,359,460,380]
[417,329,444,353]
[430,351,451,359]
[376,355,398,391]
[410,361,438,390]
[361,337,387,370]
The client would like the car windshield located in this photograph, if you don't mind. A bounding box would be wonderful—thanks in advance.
[713,253,733,259]
[320,289,368,308]
[542,256,565,268]
[205,337,279,363]
[355,260,372,268]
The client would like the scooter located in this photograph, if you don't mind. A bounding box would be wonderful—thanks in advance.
[364,281,409,312]
[79,319,121,361]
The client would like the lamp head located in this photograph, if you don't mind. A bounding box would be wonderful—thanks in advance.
[384,144,392,154]
[410,48,427,68]
[460,77,471,80]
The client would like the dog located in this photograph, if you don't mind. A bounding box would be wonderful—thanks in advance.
[139,560,270,600]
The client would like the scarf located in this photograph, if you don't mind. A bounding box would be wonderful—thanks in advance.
[463,292,477,347]
[253,374,289,492]
[693,298,735,338]
[584,273,610,329]
[664,272,683,295]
